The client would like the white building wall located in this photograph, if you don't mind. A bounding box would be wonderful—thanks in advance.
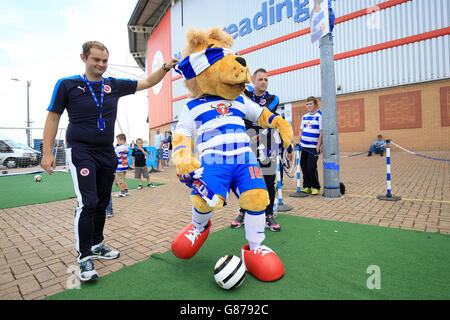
[170,0,450,120]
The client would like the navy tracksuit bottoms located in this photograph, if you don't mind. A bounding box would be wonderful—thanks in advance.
[66,147,118,262]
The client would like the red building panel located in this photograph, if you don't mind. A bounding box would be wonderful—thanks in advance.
[147,9,172,129]
[379,91,422,130]
[337,98,365,133]
[440,86,450,127]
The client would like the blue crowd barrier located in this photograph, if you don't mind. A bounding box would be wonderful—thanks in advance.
[127,146,158,168]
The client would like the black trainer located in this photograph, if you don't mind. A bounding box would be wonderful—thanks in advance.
[231,210,245,229]
[79,258,99,282]
[266,215,281,232]
[89,243,120,260]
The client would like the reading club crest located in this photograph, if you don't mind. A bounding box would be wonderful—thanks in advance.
[104,85,112,94]
[211,103,233,118]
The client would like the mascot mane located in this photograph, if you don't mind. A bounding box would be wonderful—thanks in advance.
[182,27,235,99]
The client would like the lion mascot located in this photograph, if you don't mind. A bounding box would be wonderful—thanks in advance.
[171,27,293,282]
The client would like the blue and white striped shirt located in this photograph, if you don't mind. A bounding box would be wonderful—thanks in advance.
[300,110,322,148]
[162,147,169,160]
[174,95,263,159]
[115,144,129,171]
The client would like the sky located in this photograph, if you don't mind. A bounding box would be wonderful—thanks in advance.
[0,0,154,145]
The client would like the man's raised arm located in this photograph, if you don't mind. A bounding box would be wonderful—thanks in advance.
[136,58,178,92]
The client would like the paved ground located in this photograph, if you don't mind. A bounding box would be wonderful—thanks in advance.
[0,151,449,300]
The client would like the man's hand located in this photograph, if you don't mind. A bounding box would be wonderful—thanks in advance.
[41,153,56,175]
[165,57,178,70]
[41,111,60,175]
[316,145,321,154]
[136,58,179,92]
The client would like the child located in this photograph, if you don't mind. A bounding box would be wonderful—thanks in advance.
[114,133,130,197]
[162,141,169,169]
[132,138,155,189]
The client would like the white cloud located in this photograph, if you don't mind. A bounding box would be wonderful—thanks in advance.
[0,0,152,145]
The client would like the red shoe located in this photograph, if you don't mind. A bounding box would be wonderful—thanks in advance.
[241,244,284,282]
[171,222,211,259]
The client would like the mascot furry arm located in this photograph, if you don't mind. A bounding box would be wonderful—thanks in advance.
[172,106,293,175]
[256,107,292,149]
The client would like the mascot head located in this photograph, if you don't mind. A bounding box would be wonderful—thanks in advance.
[175,27,251,100]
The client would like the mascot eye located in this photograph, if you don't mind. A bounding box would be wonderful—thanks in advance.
[207,44,215,49]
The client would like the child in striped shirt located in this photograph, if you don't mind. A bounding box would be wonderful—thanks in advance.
[299,96,323,195]
[114,133,130,197]
[162,141,169,168]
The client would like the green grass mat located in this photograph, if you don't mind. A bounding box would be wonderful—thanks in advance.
[47,215,450,300]
[0,172,163,209]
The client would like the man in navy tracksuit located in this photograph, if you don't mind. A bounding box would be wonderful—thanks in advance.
[230,68,287,232]
[41,41,177,282]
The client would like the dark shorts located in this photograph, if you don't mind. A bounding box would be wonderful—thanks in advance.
[134,166,149,178]
[195,152,267,200]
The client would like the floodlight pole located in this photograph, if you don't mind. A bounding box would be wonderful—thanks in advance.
[26,80,31,147]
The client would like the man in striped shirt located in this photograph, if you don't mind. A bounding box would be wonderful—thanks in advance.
[299,96,323,195]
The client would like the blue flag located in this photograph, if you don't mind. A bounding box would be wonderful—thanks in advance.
[328,0,335,40]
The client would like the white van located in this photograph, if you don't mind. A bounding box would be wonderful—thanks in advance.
[0,138,36,168]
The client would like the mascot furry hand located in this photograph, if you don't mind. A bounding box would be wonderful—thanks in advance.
[171,27,293,282]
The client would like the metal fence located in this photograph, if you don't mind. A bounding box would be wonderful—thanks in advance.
[0,127,67,175]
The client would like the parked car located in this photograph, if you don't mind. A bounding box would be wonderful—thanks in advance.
[17,143,41,166]
[0,138,36,168]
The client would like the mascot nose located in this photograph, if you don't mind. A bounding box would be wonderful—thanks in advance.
[235,57,247,67]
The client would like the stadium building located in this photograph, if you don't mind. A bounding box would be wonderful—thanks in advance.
[128,0,450,151]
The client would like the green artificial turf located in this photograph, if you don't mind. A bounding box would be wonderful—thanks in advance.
[47,214,450,300]
[0,172,162,209]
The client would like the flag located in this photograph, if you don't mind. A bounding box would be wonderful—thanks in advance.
[310,0,335,43]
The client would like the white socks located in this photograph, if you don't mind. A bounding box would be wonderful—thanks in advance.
[192,206,213,232]
[191,206,266,249]
[244,210,266,250]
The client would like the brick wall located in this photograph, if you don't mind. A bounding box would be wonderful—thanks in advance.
[292,79,450,152]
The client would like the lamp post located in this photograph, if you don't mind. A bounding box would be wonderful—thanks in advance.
[11,78,32,147]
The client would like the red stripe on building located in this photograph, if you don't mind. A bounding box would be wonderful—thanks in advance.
[241,0,411,55]
[172,27,450,102]
[172,0,411,83]
[172,93,191,102]
[270,27,450,77]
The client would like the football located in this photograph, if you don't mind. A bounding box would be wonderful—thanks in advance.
[34,174,42,182]
[214,255,246,290]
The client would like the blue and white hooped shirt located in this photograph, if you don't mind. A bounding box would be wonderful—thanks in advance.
[174,95,263,160]
[300,110,323,148]
[115,144,129,171]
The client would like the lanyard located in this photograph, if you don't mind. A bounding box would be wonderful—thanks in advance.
[252,91,268,106]
[83,74,104,118]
